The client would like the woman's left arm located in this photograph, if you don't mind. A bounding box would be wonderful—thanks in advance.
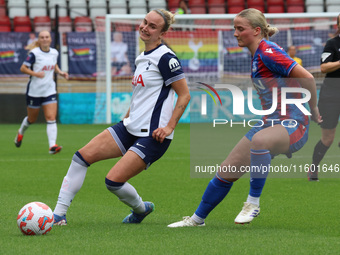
[289,64,322,124]
[152,78,191,143]
[55,64,69,79]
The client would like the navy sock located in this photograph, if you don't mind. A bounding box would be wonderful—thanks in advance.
[195,175,233,219]
[249,149,271,197]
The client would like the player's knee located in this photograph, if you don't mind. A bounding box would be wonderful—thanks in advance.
[321,137,334,147]
[73,151,91,167]
[105,177,124,192]
[251,135,268,150]
[27,117,37,124]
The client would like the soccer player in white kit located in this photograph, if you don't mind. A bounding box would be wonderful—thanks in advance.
[53,9,190,225]
[14,31,68,154]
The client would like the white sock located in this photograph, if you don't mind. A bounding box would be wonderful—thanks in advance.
[108,182,145,213]
[19,116,30,134]
[247,195,260,206]
[54,154,88,216]
[191,213,205,224]
[47,120,57,148]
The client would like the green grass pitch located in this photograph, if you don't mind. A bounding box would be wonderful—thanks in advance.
[1,123,339,254]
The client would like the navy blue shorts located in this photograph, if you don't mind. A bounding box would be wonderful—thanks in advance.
[26,94,57,108]
[107,121,171,169]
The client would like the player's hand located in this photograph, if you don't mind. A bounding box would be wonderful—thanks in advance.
[59,71,69,80]
[36,71,45,78]
[310,106,322,124]
[152,126,173,143]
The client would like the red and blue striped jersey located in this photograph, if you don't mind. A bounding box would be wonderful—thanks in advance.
[251,39,308,125]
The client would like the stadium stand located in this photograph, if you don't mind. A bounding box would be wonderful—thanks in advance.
[89,0,107,19]
[129,0,148,14]
[270,17,291,30]
[208,0,226,13]
[267,0,285,5]
[305,0,324,12]
[7,0,27,19]
[267,0,285,13]
[287,5,305,13]
[74,16,92,32]
[194,19,212,31]
[49,0,68,19]
[267,5,285,13]
[190,6,206,13]
[0,15,11,32]
[0,0,6,17]
[149,0,167,10]
[293,17,311,29]
[188,0,206,7]
[28,0,47,19]
[94,16,105,31]
[228,6,246,14]
[13,16,31,32]
[313,17,332,30]
[208,6,226,14]
[208,0,225,7]
[326,0,340,12]
[306,5,324,12]
[227,0,246,13]
[0,0,338,32]
[58,16,73,32]
[109,0,127,14]
[305,0,324,6]
[69,0,88,19]
[33,16,51,32]
[286,0,305,4]
[326,5,340,12]
[214,19,232,30]
[247,0,266,12]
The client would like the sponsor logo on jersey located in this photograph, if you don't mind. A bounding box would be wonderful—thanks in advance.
[169,58,181,72]
[41,65,55,71]
[264,48,273,54]
[132,74,145,87]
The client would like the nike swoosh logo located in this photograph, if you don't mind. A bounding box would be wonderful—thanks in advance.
[136,142,146,148]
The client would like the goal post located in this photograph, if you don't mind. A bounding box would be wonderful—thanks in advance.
[102,12,339,124]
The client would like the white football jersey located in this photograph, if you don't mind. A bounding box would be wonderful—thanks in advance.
[23,47,59,97]
[123,44,185,139]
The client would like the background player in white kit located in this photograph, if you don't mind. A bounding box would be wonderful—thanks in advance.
[15,31,68,154]
[53,9,190,225]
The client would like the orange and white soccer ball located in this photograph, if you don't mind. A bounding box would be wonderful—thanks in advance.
[17,202,54,235]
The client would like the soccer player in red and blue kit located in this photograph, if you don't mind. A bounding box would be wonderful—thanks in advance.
[169,8,322,228]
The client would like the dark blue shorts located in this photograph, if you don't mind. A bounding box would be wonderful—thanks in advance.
[245,120,309,154]
[107,121,171,169]
[26,94,57,108]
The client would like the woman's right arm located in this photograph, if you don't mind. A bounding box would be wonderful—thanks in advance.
[20,64,45,78]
